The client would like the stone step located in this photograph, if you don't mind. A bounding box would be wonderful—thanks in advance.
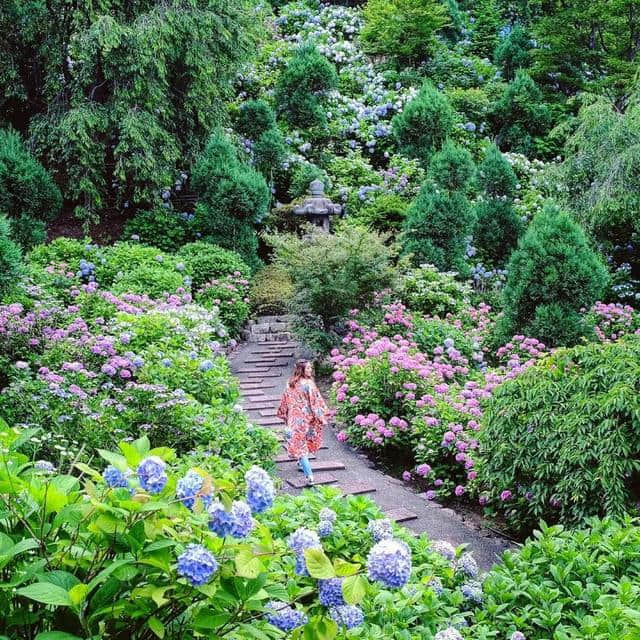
[251,351,295,358]
[259,409,278,417]
[385,508,418,523]
[235,367,272,374]
[244,402,278,410]
[246,372,282,378]
[244,358,279,364]
[255,417,285,426]
[287,472,338,488]
[275,453,316,463]
[308,460,346,472]
[338,482,377,496]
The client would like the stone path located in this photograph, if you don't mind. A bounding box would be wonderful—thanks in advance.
[231,339,513,570]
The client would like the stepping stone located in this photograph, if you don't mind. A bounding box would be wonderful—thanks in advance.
[287,472,338,488]
[259,409,278,416]
[245,402,278,410]
[309,460,345,472]
[276,453,316,463]
[236,368,271,373]
[247,372,281,378]
[255,417,285,426]
[385,508,418,523]
[338,482,377,496]
[245,358,278,364]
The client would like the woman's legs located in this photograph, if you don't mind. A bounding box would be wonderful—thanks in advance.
[298,456,313,483]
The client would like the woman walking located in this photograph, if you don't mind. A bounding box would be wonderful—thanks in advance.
[277,360,329,486]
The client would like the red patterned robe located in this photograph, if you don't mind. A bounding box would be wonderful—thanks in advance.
[277,378,329,459]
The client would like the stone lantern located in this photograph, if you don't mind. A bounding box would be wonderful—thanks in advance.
[292,179,342,232]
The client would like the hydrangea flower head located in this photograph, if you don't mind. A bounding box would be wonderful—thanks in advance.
[265,602,307,632]
[319,507,337,523]
[317,519,333,538]
[318,578,344,607]
[34,460,56,474]
[245,466,275,513]
[434,628,463,640]
[208,500,254,539]
[431,540,456,561]
[456,552,479,578]
[103,465,130,489]
[329,604,364,629]
[367,518,393,542]
[176,470,204,509]
[137,456,167,494]
[288,527,321,554]
[428,576,444,596]
[229,500,254,539]
[511,633,526,640]
[177,544,218,586]
[461,581,483,604]
[367,538,412,588]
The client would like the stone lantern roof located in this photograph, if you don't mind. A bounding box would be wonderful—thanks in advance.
[292,179,342,232]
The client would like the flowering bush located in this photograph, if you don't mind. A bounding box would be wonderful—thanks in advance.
[195,273,251,338]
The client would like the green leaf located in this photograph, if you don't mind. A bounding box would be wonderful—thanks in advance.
[69,584,89,605]
[334,558,360,577]
[97,449,128,470]
[17,582,73,606]
[148,616,165,639]
[303,549,335,579]
[35,633,84,640]
[235,548,263,579]
[303,617,337,640]
[73,462,102,481]
[342,575,367,605]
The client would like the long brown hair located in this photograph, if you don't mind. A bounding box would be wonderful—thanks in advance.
[288,359,313,388]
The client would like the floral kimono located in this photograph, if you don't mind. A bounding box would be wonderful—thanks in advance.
[277,379,329,458]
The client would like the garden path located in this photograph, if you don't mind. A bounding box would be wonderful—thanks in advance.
[231,339,513,570]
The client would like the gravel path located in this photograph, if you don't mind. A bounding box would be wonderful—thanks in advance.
[231,339,513,569]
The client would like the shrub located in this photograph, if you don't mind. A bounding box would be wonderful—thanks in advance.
[265,224,397,347]
[249,264,295,315]
[494,24,532,81]
[399,264,470,316]
[469,0,501,57]
[478,338,640,532]
[402,142,475,274]
[412,317,474,361]
[192,130,269,269]
[195,274,251,338]
[177,241,250,291]
[360,0,449,66]
[498,202,609,346]
[288,161,331,200]
[253,127,288,179]
[123,207,195,252]
[235,99,277,140]
[111,264,187,298]
[392,83,456,165]
[275,43,337,130]
[0,129,61,248]
[474,145,523,266]
[9,214,47,252]
[472,518,640,639]
[493,71,552,154]
[98,242,180,287]
[351,193,409,233]
[0,214,22,297]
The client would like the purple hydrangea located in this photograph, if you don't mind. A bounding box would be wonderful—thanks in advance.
[319,507,336,523]
[367,518,393,542]
[137,457,167,494]
[428,576,444,596]
[317,519,333,538]
[318,578,345,607]
[229,501,254,538]
[177,544,218,586]
[103,465,129,489]
[367,539,412,589]
[265,602,307,632]
[329,605,364,629]
[511,633,526,640]
[435,628,463,640]
[245,466,275,514]
[176,470,204,509]
[431,540,456,561]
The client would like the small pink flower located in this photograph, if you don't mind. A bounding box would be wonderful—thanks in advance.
[336,430,348,442]
[454,485,465,497]
[402,471,412,482]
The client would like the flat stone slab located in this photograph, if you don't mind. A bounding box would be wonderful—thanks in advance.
[245,402,278,410]
[251,351,295,358]
[309,460,345,472]
[338,482,377,495]
[255,417,285,426]
[385,508,418,523]
[276,453,316,463]
[236,368,272,373]
[259,409,278,416]
[246,372,282,378]
[287,472,338,488]
[244,358,279,364]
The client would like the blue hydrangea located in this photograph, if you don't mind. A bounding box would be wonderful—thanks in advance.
[265,602,307,631]
[176,470,204,509]
[318,578,344,607]
[288,527,321,576]
[460,581,483,604]
[317,519,333,538]
[428,576,444,596]
[177,544,218,587]
[34,460,56,474]
[367,518,393,542]
[435,628,463,640]
[456,552,479,578]
[511,633,526,640]
[103,465,130,489]
[431,540,456,562]
[367,539,412,589]
[245,466,275,514]
[319,507,336,523]
[199,360,213,372]
[329,605,364,629]
[137,457,168,494]
[208,500,254,539]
